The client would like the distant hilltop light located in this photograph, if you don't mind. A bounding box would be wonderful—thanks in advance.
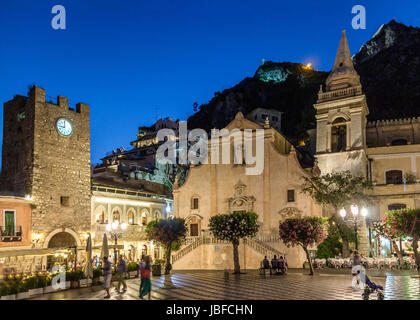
[306,62,312,68]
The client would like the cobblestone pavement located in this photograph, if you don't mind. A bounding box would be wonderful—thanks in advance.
[30,270,420,300]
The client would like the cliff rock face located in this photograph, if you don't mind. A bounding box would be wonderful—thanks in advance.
[187,20,420,144]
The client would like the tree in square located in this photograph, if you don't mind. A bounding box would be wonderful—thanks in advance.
[302,170,372,257]
[279,217,328,275]
[209,212,259,274]
[145,217,187,275]
[383,208,420,272]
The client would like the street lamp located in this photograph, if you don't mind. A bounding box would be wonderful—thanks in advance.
[106,221,127,271]
[339,205,368,251]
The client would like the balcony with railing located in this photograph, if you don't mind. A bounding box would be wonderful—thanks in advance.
[317,85,363,103]
[0,226,22,242]
[94,223,147,242]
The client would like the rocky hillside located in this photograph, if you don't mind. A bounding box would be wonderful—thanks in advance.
[187,20,420,144]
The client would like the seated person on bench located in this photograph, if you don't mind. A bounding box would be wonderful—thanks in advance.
[278,256,287,274]
[262,256,270,269]
[271,255,279,271]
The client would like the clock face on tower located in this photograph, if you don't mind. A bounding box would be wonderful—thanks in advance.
[56,118,73,136]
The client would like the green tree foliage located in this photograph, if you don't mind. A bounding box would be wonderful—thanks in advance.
[316,220,342,259]
[145,217,187,275]
[302,170,372,257]
[279,217,328,275]
[383,208,420,272]
[209,212,259,274]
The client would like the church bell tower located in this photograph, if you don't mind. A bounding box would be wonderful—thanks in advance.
[314,30,369,177]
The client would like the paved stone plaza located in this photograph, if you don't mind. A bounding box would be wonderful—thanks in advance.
[31,270,420,300]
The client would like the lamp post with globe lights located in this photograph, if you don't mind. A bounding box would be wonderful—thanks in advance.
[340,205,368,251]
[106,221,127,271]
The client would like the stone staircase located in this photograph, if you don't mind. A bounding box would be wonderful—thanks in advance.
[172,234,285,264]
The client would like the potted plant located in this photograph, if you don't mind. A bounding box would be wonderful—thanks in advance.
[16,278,30,300]
[0,281,17,300]
[111,269,119,282]
[127,262,139,278]
[92,267,102,285]
[27,275,46,297]
[152,259,164,276]
[66,270,83,289]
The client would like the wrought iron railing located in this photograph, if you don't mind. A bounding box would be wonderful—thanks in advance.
[0,226,23,242]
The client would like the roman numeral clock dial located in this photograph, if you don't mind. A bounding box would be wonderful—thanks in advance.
[56,118,73,136]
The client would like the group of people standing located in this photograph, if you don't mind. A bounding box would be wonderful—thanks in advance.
[101,255,152,300]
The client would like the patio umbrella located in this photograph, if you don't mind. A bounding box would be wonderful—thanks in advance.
[101,233,109,260]
[84,233,93,280]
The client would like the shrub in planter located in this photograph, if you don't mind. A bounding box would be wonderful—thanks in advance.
[127,262,139,278]
[25,275,46,296]
[152,263,161,276]
[92,267,102,284]
[0,281,17,300]
[66,270,84,288]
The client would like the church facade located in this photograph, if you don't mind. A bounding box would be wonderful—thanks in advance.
[172,113,322,269]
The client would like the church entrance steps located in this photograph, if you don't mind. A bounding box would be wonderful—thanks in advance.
[172,235,286,265]
[243,238,286,260]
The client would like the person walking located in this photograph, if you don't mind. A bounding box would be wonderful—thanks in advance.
[139,255,152,300]
[102,256,112,299]
[116,255,127,293]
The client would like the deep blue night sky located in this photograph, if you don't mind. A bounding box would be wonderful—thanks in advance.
[0,0,419,165]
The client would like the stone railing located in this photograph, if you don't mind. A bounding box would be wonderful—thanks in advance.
[243,238,286,259]
[255,233,280,242]
[172,237,203,264]
[317,85,363,103]
[172,235,284,264]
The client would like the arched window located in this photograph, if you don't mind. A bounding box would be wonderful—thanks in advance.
[391,139,408,146]
[386,170,403,184]
[388,203,406,211]
[331,117,347,152]
[112,210,120,223]
[141,245,147,257]
[141,209,148,226]
[154,246,160,259]
[128,210,135,225]
[153,210,161,221]
[95,207,106,224]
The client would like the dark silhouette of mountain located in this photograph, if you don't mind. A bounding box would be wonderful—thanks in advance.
[187,20,420,144]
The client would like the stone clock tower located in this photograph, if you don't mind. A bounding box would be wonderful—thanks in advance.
[1,85,91,249]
